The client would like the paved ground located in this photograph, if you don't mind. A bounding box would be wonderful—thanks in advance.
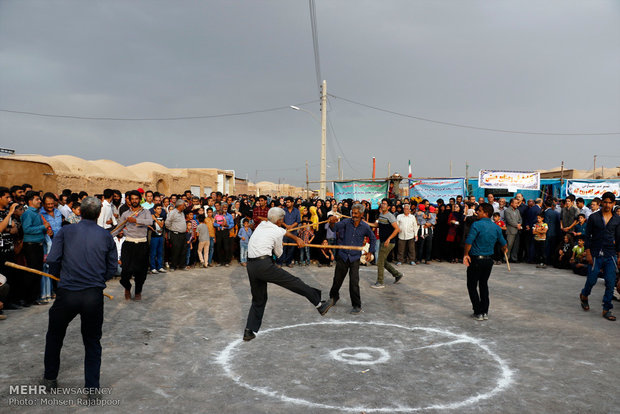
[1,260,620,413]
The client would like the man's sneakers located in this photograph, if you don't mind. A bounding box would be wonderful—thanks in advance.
[158,268,167,273]
[150,269,159,274]
[350,306,362,315]
[370,282,385,289]
[394,274,403,284]
[243,328,256,341]
[409,261,416,266]
[317,300,333,316]
[602,310,616,321]
[613,288,620,301]
[579,293,590,311]
[471,313,484,321]
[482,313,488,320]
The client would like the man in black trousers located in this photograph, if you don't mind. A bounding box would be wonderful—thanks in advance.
[326,203,376,315]
[115,190,152,300]
[462,203,507,321]
[243,207,332,341]
[42,197,117,397]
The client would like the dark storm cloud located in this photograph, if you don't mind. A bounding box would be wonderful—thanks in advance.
[1,0,618,186]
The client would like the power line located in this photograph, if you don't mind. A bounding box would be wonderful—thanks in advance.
[0,100,320,121]
[328,94,620,136]
[308,0,322,90]
[326,97,359,174]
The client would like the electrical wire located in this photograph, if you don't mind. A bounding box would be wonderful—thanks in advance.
[0,100,320,121]
[326,97,359,174]
[328,94,620,136]
[309,0,322,90]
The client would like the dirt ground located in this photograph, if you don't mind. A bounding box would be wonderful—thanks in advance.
[1,260,619,413]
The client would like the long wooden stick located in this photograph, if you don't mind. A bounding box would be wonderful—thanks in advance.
[4,262,114,300]
[283,243,364,251]
[286,214,352,233]
[110,208,143,235]
[503,252,511,272]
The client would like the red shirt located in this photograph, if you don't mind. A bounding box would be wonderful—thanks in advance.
[252,206,269,229]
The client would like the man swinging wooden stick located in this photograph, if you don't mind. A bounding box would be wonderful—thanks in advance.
[243,207,333,342]
[38,196,118,398]
[4,262,114,300]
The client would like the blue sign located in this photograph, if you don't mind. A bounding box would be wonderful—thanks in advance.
[409,178,466,203]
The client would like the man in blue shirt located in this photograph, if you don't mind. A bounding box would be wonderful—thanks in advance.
[279,197,300,267]
[42,197,117,396]
[21,191,51,306]
[326,203,376,315]
[579,192,620,321]
[39,192,64,303]
[463,203,507,321]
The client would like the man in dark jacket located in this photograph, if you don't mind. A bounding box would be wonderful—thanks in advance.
[42,197,117,397]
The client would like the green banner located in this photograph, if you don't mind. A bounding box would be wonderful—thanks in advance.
[333,181,388,209]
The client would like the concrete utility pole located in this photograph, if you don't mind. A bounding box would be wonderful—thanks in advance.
[306,160,309,199]
[338,156,342,180]
[320,80,327,199]
[593,155,597,179]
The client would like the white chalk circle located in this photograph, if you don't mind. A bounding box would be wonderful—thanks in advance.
[330,346,390,365]
[216,321,514,412]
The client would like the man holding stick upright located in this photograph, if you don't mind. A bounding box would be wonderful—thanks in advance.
[243,207,333,342]
[42,197,117,397]
[115,190,152,301]
[326,203,376,315]
[463,203,507,321]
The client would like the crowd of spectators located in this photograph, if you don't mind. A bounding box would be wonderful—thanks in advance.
[1,182,619,321]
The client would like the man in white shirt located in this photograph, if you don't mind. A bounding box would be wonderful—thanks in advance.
[57,194,73,219]
[576,197,592,219]
[97,189,117,230]
[243,207,332,342]
[114,231,125,275]
[396,204,418,265]
[487,193,500,212]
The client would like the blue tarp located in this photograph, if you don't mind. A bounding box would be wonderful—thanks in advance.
[467,179,562,200]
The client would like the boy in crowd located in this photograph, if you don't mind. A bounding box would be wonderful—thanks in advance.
[571,238,588,276]
[572,214,587,239]
[297,219,315,266]
[237,219,252,267]
[532,214,548,268]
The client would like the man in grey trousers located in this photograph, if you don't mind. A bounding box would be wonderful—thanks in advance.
[504,198,522,262]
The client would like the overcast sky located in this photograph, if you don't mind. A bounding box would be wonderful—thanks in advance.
[1,0,619,187]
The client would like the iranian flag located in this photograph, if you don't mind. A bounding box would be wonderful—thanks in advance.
[408,160,412,178]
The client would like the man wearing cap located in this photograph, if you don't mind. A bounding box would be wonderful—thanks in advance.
[243,207,332,341]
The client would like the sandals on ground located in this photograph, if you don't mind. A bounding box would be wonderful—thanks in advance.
[579,294,589,311]
[602,310,616,321]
